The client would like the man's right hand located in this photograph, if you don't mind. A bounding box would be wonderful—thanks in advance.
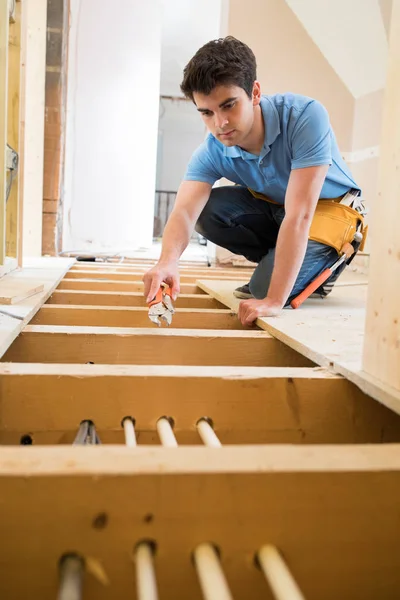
[143,262,180,303]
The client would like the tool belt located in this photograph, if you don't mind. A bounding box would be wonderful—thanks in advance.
[248,188,368,255]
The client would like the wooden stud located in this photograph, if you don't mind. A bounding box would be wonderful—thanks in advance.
[0,0,9,264]
[193,543,233,600]
[2,326,313,367]
[257,545,306,600]
[135,542,159,600]
[6,0,22,258]
[197,418,221,448]
[362,0,400,393]
[157,417,178,447]
[122,417,137,447]
[31,305,250,330]
[46,290,224,309]
[1,365,399,445]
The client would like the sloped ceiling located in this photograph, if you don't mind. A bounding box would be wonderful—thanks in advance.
[285,0,389,98]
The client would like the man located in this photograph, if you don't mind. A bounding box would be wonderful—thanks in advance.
[144,36,364,326]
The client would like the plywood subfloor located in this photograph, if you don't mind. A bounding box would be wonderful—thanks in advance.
[197,272,400,416]
[0,257,75,357]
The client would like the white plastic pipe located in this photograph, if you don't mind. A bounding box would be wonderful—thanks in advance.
[58,554,84,600]
[193,543,233,600]
[135,543,159,600]
[197,419,221,447]
[122,417,137,447]
[258,545,306,600]
[156,417,178,447]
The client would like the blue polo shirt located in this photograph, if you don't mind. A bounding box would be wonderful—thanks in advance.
[184,93,360,204]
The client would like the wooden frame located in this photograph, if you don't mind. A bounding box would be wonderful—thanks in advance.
[0,0,23,269]
[1,445,400,599]
[0,258,399,599]
[0,1,399,595]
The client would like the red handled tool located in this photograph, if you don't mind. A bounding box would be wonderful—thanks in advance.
[147,285,175,326]
[290,242,354,310]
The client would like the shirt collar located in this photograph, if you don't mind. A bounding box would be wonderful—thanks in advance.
[221,95,281,159]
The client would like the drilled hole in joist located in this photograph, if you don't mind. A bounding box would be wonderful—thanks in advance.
[20,434,33,445]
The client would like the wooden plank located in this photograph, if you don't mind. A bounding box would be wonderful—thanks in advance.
[0,257,74,358]
[6,0,21,258]
[70,264,255,276]
[197,279,400,416]
[363,1,400,392]
[57,278,203,294]
[0,364,399,445]
[31,305,251,330]
[16,0,26,267]
[0,445,400,599]
[0,281,44,304]
[0,0,9,265]
[3,325,312,367]
[46,289,225,309]
[64,270,250,283]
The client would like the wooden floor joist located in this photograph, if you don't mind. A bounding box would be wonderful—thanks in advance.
[0,364,399,445]
[31,305,251,329]
[1,445,400,600]
[0,255,399,600]
[2,325,313,367]
[47,289,225,309]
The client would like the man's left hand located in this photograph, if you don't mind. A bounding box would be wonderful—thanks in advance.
[238,298,283,326]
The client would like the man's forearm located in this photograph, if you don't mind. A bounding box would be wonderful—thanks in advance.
[160,210,194,264]
[267,217,310,306]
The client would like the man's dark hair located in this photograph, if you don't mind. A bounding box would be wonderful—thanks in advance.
[180,36,257,101]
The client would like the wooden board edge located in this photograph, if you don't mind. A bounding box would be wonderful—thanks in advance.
[1,444,400,476]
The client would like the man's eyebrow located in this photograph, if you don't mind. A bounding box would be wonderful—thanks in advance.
[197,97,238,113]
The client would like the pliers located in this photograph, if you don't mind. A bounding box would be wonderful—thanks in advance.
[148,285,175,326]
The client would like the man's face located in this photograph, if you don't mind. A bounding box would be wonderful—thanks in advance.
[193,83,260,148]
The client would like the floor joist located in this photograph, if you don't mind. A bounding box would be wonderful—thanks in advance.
[47,289,225,309]
[0,445,400,600]
[2,326,313,367]
[31,305,251,329]
[0,364,399,445]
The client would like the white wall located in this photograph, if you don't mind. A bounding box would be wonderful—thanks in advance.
[63,0,161,252]
[156,99,206,191]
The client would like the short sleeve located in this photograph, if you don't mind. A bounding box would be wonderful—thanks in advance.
[183,142,221,185]
[290,101,332,170]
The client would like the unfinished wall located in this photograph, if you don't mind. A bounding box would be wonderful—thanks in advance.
[42,0,68,256]
[62,0,161,253]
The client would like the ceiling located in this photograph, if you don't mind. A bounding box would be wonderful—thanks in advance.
[285,0,389,98]
[160,0,390,99]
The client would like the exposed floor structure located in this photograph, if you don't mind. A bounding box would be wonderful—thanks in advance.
[0,258,399,599]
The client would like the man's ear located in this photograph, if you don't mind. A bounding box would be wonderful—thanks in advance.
[252,81,262,106]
